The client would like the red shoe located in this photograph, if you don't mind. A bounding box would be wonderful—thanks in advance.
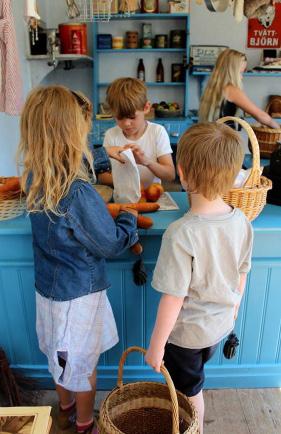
[57,401,76,430]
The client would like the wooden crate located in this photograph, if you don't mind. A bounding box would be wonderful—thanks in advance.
[0,406,52,434]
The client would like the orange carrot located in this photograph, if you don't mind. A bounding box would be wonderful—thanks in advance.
[0,177,21,193]
[137,215,153,229]
[131,242,143,255]
[107,202,159,213]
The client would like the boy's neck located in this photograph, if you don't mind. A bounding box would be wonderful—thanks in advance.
[189,193,233,216]
[123,121,147,140]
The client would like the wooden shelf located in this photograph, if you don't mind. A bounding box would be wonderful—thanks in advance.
[26,54,93,61]
[191,70,281,77]
[98,82,185,87]
[109,13,189,19]
[97,48,185,53]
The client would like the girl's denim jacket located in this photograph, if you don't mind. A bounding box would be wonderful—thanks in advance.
[29,179,138,301]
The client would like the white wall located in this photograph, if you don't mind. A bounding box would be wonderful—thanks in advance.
[0,0,31,176]
[0,1,280,175]
[189,2,281,109]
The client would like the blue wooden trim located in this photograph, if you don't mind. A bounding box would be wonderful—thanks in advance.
[97,48,185,53]
[109,13,189,19]
[10,363,281,390]
[98,82,185,87]
[93,22,99,115]
[192,70,281,78]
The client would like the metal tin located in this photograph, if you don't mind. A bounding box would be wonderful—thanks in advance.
[59,23,88,55]
[170,30,185,48]
[155,34,168,49]
[97,34,112,49]
[112,36,124,49]
[126,31,138,49]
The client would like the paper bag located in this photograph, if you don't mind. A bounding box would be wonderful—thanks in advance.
[111,149,141,203]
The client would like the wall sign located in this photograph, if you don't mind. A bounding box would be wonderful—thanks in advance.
[247,4,281,48]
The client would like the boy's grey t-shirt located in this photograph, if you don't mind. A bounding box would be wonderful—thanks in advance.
[152,208,253,349]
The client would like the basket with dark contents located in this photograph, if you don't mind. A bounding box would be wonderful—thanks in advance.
[98,346,199,434]
[249,125,281,158]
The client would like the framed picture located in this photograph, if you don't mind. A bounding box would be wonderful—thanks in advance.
[0,406,52,434]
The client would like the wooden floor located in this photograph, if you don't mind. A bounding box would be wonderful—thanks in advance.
[37,388,281,434]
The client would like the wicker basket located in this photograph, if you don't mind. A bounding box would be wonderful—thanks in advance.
[217,116,272,222]
[0,198,26,221]
[248,125,281,158]
[0,177,22,201]
[98,346,199,434]
[265,95,281,118]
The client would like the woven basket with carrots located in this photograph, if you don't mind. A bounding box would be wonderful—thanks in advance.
[0,177,25,221]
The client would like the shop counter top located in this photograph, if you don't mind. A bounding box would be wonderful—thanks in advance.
[0,193,281,389]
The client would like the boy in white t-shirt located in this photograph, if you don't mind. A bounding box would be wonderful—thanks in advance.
[145,122,253,433]
[98,78,175,187]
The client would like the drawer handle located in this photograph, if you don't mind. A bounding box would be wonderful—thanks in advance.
[170,132,179,137]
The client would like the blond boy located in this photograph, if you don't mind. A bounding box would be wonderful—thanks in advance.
[145,122,253,433]
[98,78,175,187]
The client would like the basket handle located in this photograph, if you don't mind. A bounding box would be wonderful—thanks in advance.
[265,97,280,115]
[216,116,261,188]
[117,346,180,434]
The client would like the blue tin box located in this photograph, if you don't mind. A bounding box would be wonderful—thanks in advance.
[97,34,112,49]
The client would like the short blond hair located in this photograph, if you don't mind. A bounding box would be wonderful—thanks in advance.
[176,122,244,200]
[106,77,147,118]
[17,85,93,214]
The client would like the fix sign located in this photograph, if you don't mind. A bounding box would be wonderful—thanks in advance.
[247,3,281,48]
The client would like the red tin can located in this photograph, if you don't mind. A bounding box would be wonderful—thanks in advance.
[59,23,88,55]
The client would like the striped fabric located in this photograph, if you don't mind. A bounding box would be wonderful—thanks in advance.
[0,0,23,115]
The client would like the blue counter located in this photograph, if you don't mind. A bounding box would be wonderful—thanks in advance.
[0,193,281,390]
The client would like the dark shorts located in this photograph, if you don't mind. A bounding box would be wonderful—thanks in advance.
[163,342,218,397]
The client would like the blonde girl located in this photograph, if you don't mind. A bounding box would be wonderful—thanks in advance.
[199,48,279,129]
[18,85,138,434]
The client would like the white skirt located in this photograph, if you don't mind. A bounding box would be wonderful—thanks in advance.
[36,290,118,392]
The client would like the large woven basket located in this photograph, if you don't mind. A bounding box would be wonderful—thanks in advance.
[217,116,272,222]
[0,198,26,221]
[249,125,281,158]
[98,346,199,434]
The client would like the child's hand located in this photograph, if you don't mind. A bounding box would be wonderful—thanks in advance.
[145,344,164,373]
[106,146,126,163]
[125,144,151,166]
[119,205,138,218]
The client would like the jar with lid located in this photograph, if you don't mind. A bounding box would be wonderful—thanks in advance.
[170,30,185,48]
[155,35,168,49]
[126,31,138,49]
[141,0,159,13]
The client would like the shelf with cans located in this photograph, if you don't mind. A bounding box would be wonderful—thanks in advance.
[92,12,191,145]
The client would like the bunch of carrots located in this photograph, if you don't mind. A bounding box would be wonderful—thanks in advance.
[107,202,160,229]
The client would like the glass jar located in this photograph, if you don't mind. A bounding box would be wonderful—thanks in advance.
[141,0,159,13]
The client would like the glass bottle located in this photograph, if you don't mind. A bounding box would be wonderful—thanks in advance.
[137,58,145,81]
[156,58,164,82]
[141,0,159,13]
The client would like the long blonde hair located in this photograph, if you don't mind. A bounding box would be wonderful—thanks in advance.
[17,85,93,214]
[199,49,247,122]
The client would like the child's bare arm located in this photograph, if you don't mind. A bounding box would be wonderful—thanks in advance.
[145,293,184,372]
[127,144,175,181]
[234,273,247,319]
